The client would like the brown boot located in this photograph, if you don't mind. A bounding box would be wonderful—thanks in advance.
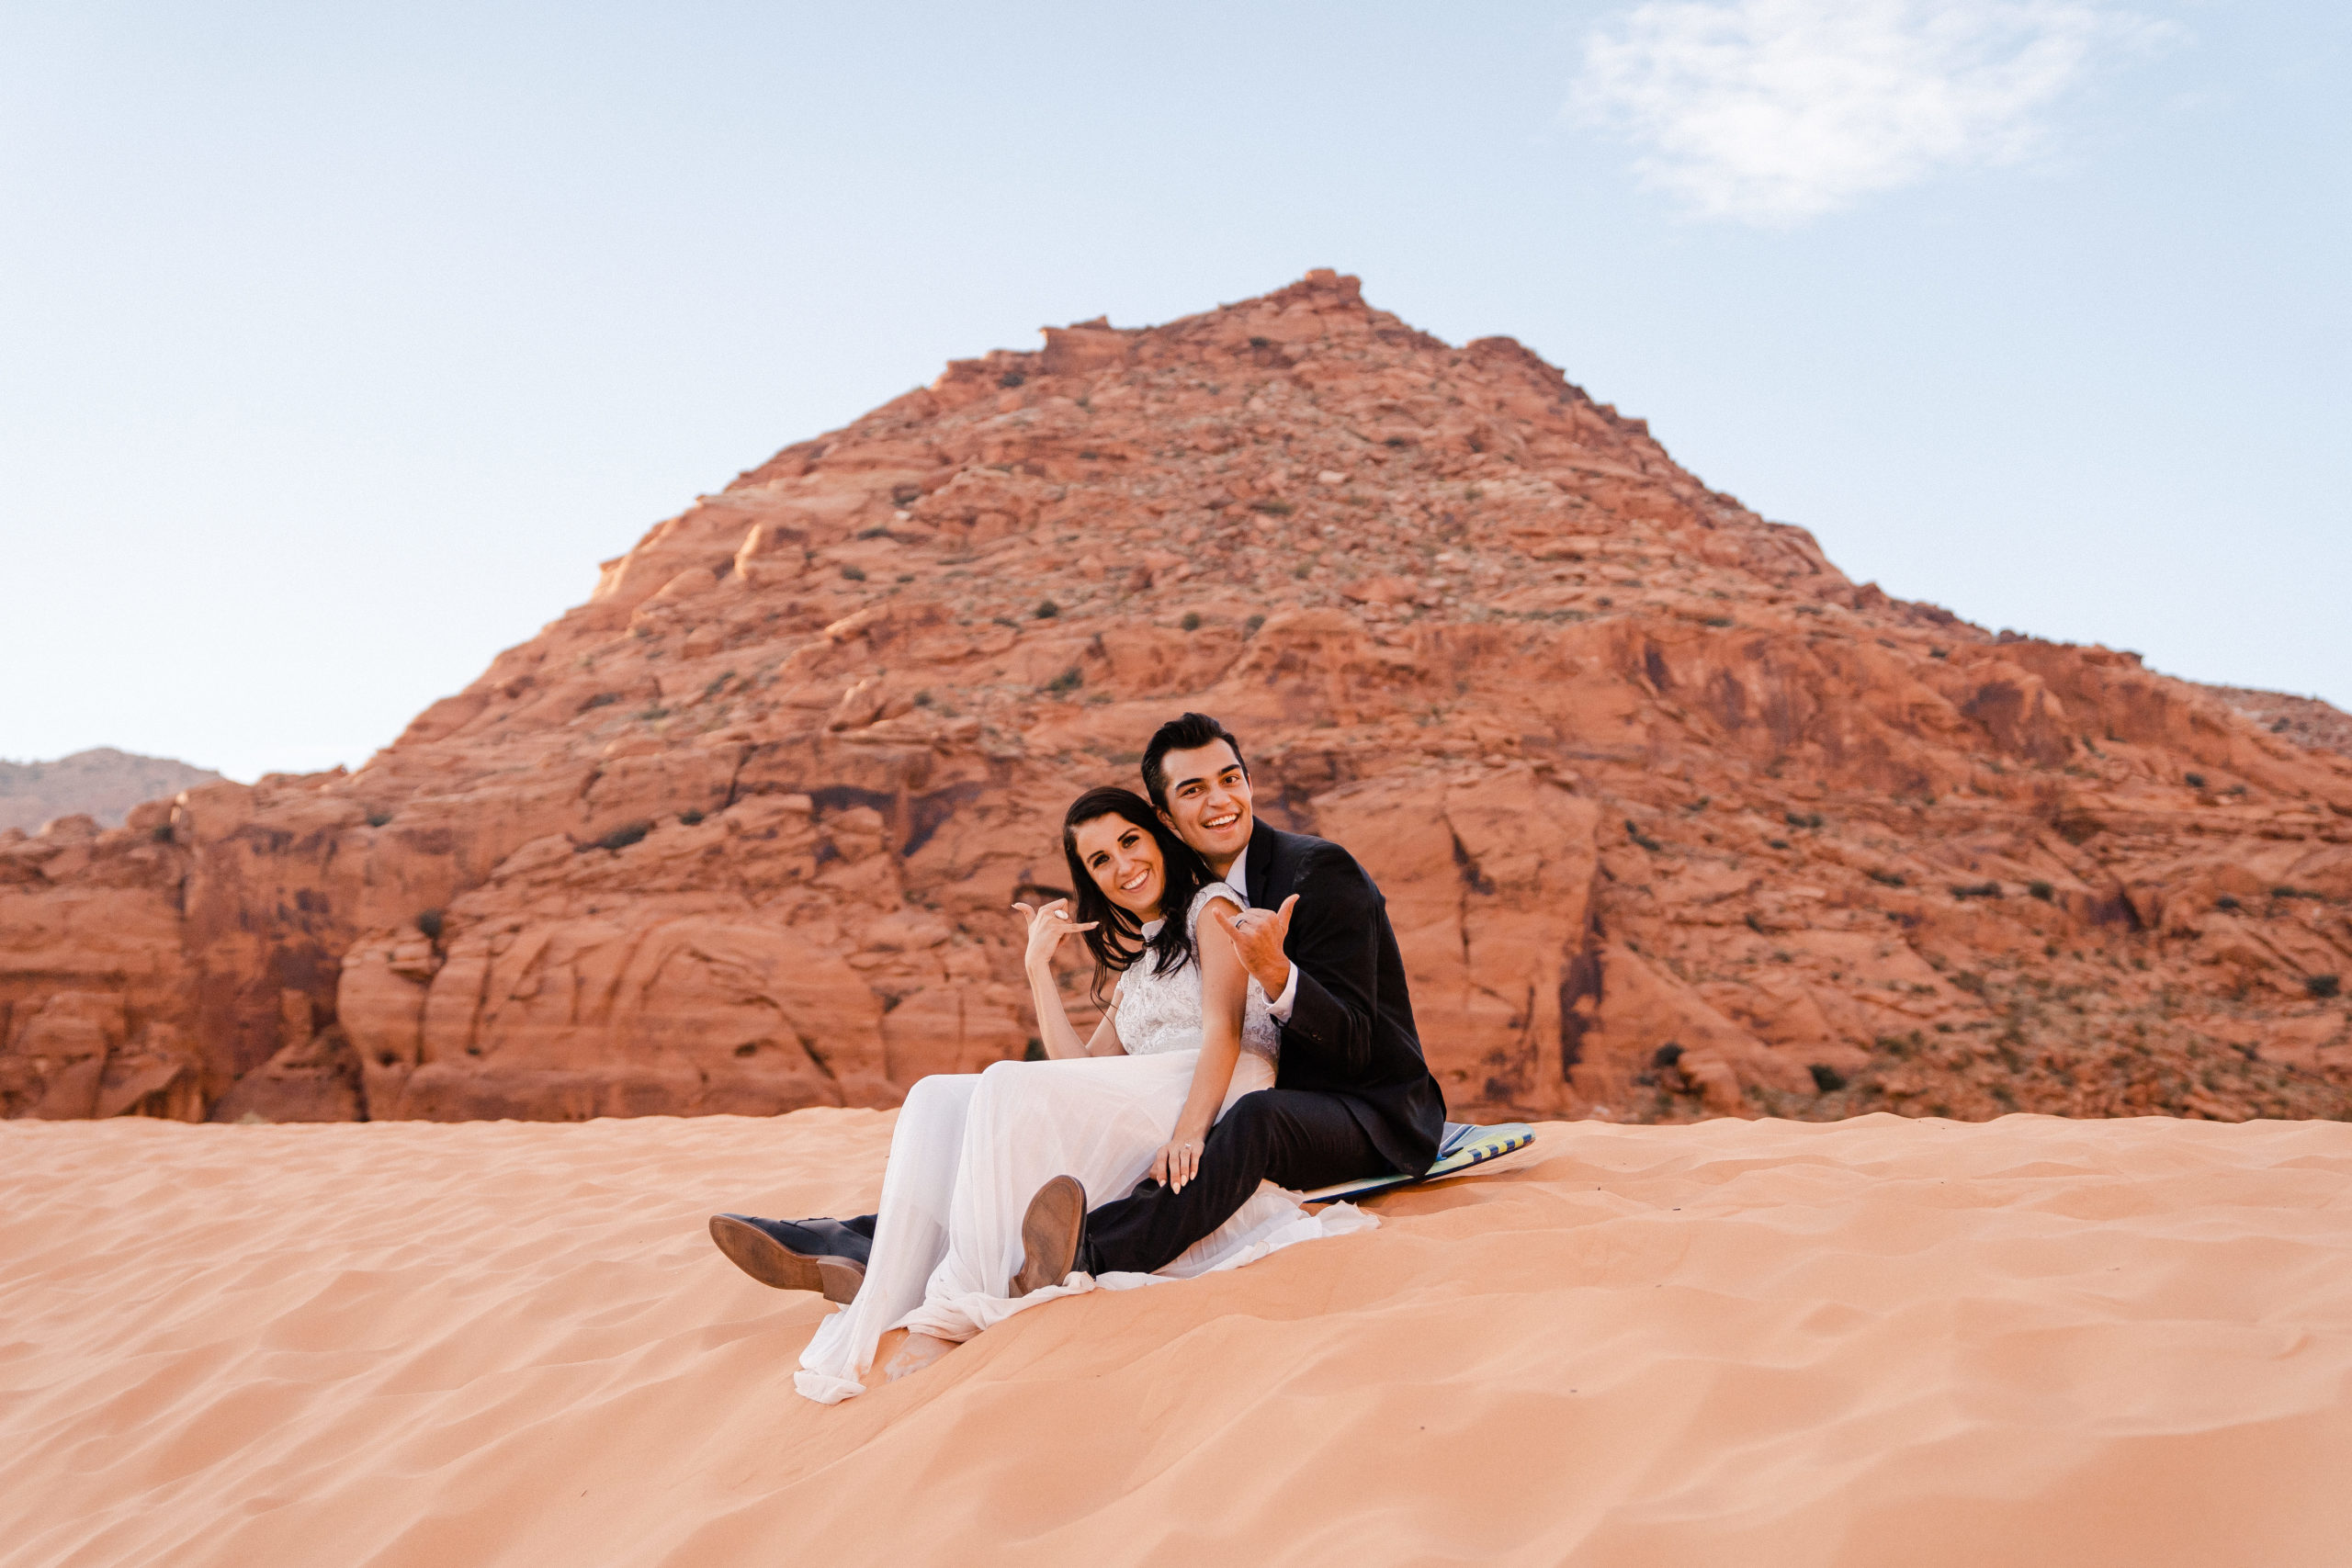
[1011,1176,1087,1297]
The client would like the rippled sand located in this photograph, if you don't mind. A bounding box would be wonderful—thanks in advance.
[5,1110,2348,1567]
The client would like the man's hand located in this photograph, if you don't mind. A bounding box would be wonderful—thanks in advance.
[1209,893,1297,998]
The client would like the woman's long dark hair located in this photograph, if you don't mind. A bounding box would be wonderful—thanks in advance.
[1061,785,1209,1003]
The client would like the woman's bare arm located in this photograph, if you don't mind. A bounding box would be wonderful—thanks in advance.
[1079,999,1126,1057]
[1151,895,1248,1192]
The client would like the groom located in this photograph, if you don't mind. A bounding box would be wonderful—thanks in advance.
[708,711,1445,1297]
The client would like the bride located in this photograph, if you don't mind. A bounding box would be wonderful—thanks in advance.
[793,785,1371,1404]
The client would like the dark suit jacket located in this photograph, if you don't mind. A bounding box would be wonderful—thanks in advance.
[1241,819,1447,1176]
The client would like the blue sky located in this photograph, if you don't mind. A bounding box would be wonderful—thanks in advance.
[3,1,2345,782]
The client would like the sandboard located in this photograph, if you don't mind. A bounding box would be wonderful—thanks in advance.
[1298,1121,1535,1204]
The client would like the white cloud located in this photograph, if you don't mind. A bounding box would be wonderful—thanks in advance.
[1575,0,2167,224]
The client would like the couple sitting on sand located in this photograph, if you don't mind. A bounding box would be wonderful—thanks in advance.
[710,712,1447,1404]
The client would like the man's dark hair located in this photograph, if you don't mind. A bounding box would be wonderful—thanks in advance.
[1141,712,1249,813]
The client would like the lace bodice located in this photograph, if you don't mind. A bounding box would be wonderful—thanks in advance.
[1113,882,1279,1066]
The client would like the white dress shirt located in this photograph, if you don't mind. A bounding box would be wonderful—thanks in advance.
[1221,840,1300,1021]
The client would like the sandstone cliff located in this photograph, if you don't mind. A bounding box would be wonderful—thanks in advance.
[0,749,223,833]
[6,272,2349,1126]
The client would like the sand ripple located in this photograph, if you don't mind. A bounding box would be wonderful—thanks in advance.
[4,1111,2348,1566]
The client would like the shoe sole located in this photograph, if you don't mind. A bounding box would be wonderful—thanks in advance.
[1012,1176,1086,1298]
[708,1214,865,1303]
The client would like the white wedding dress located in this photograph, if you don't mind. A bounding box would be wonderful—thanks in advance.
[794,882,1375,1404]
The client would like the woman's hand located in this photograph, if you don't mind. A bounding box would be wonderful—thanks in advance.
[1013,897,1095,975]
[1149,1120,1213,1193]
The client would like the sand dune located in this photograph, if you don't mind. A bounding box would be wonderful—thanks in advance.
[5,1110,2349,1567]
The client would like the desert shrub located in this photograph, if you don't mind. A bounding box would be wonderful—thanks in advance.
[1868,869,1906,887]
[2028,880,2054,902]
[1951,881,2003,899]
[840,565,866,581]
[997,369,1025,389]
[1250,500,1295,516]
[594,820,652,852]
[2309,975,2342,999]
[1244,614,1265,635]
[1046,667,1082,696]
[1181,612,1202,631]
[415,908,446,942]
[1650,1043,1683,1068]
[366,810,392,828]
[1809,1064,1848,1093]
[1034,600,1060,619]
[679,809,705,826]
[2185,773,2207,788]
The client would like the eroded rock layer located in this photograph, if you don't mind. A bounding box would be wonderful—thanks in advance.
[6,271,2351,1125]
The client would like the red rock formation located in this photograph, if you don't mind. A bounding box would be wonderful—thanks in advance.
[6,271,2350,1125]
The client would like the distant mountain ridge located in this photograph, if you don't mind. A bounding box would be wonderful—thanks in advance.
[2200,685,2352,762]
[0,749,224,832]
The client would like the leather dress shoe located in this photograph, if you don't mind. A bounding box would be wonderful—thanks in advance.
[1011,1176,1087,1298]
[708,1213,868,1303]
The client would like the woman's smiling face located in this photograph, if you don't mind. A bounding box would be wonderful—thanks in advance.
[1070,813,1166,919]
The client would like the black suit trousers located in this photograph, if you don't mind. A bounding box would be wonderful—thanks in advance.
[1078,1088,1387,1277]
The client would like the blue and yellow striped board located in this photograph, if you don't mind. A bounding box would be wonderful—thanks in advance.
[1298,1121,1536,1204]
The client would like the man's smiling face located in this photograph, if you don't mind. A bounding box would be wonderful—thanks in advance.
[1155,739,1254,872]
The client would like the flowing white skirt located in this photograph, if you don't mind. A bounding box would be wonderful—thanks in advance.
[794,1050,1374,1404]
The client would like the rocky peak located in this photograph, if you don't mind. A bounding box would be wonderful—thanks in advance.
[6,273,2350,1127]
